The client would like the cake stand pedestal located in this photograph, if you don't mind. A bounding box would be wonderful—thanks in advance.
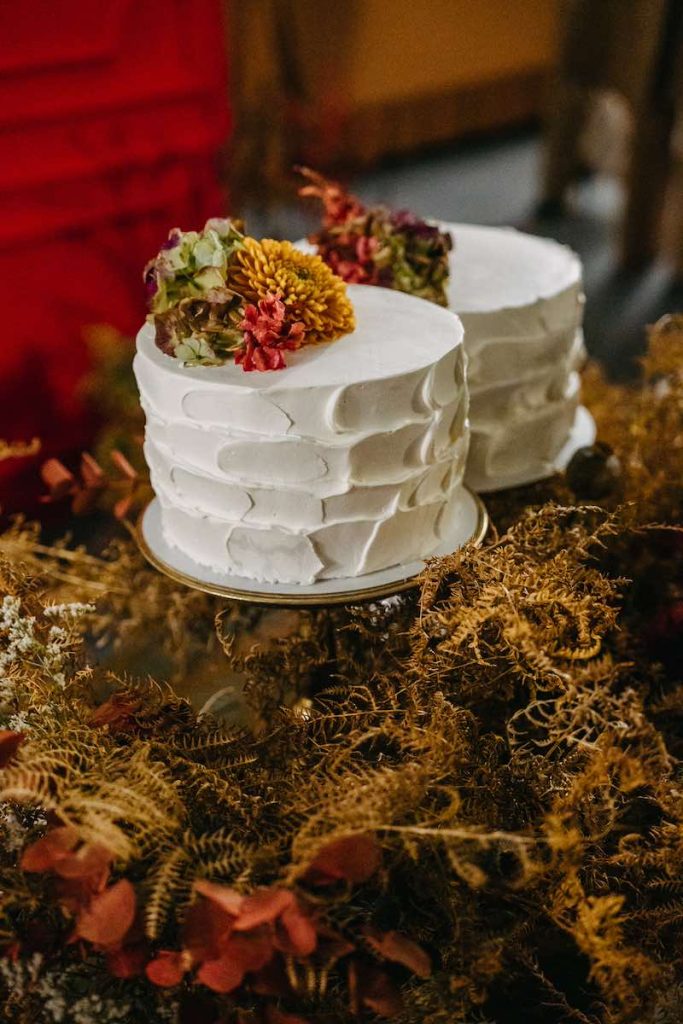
[133,488,488,720]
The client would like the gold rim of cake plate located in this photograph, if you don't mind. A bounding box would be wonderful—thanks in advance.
[134,489,489,607]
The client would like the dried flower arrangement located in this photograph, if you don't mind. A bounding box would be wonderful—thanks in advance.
[145,219,355,371]
[0,316,681,1023]
[298,167,452,306]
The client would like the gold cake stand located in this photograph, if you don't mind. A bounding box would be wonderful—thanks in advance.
[134,488,489,608]
[133,491,487,719]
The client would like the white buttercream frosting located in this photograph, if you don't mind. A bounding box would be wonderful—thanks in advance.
[442,223,585,490]
[135,285,470,584]
[296,225,585,491]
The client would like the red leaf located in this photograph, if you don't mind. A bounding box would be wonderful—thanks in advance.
[57,872,110,915]
[197,953,246,993]
[89,693,140,732]
[74,879,136,947]
[107,943,148,978]
[304,834,381,886]
[113,493,135,520]
[40,458,75,499]
[226,929,274,973]
[53,842,111,883]
[234,888,294,931]
[0,730,24,768]
[276,902,317,956]
[364,929,432,978]
[183,898,234,963]
[146,950,188,987]
[71,486,100,516]
[21,826,79,872]
[111,449,138,481]
[80,452,107,489]
[194,880,243,918]
[356,964,404,1018]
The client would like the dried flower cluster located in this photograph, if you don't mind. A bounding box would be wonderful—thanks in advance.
[145,218,354,371]
[298,167,452,306]
[0,316,681,1023]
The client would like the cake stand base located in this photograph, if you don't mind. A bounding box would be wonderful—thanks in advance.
[466,405,596,494]
[135,486,488,607]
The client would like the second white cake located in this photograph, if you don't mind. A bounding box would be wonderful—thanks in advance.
[444,223,586,492]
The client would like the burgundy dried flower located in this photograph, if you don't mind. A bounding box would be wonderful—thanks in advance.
[297,166,366,227]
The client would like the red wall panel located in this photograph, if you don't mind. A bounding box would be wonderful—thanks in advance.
[0,0,231,513]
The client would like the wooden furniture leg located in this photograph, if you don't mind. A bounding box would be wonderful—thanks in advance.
[540,78,591,210]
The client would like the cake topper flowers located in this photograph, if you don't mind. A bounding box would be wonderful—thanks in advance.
[144,218,355,370]
[298,167,452,307]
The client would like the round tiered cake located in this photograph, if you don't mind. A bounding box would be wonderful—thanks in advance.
[443,223,586,492]
[296,172,592,494]
[135,285,470,584]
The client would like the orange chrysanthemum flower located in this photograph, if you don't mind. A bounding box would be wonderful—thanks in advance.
[232,239,355,341]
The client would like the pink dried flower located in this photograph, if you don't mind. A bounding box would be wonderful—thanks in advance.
[236,293,306,372]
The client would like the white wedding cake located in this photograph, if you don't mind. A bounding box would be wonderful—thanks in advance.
[135,284,470,584]
[296,172,590,494]
[443,223,586,492]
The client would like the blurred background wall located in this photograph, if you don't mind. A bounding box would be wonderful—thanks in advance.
[1,0,681,513]
[230,0,557,199]
[0,0,230,507]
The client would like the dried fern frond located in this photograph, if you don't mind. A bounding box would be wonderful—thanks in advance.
[0,316,681,1022]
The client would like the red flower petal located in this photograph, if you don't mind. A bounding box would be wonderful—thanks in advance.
[364,929,432,978]
[241,304,259,328]
[253,347,270,372]
[234,888,293,932]
[21,826,79,872]
[197,953,246,993]
[74,879,136,947]
[0,730,24,768]
[146,950,187,987]
[303,834,381,886]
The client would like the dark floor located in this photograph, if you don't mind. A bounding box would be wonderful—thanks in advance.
[247,129,683,380]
